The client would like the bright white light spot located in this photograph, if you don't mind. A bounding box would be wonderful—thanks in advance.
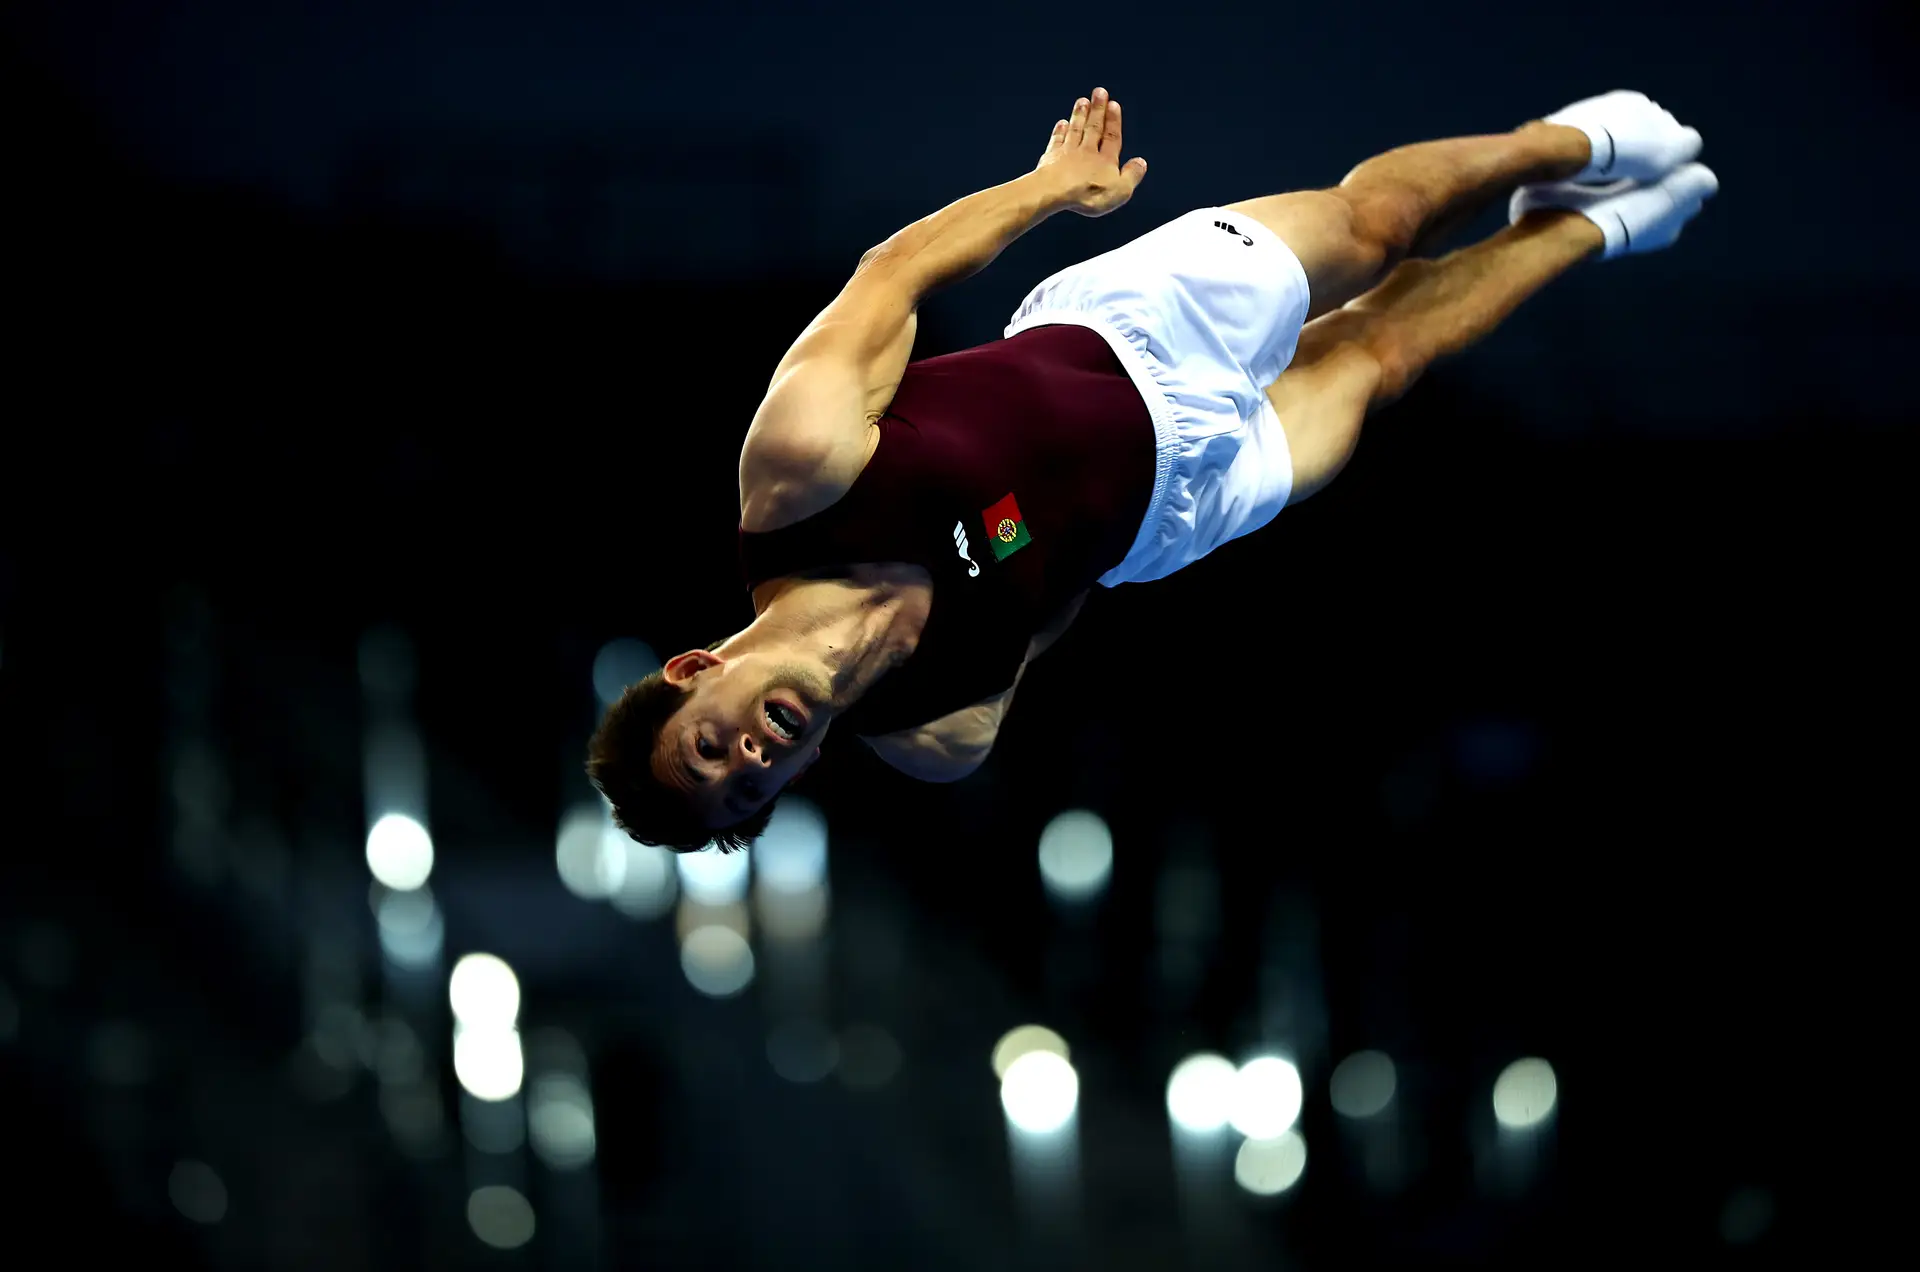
[609,834,677,920]
[453,1026,524,1101]
[1000,1050,1079,1134]
[448,954,521,1031]
[555,805,614,899]
[1330,1050,1397,1119]
[528,1074,596,1170]
[754,798,829,893]
[1235,1129,1307,1196]
[1037,809,1113,902]
[1230,1056,1304,1141]
[767,1019,839,1083]
[592,638,660,707]
[991,1025,1070,1080]
[365,813,434,891]
[467,1185,536,1250]
[677,845,750,905]
[1166,1052,1239,1133]
[1492,1057,1558,1129]
[376,887,443,969]
[681,925,755,998]
[168,1159,229,1224]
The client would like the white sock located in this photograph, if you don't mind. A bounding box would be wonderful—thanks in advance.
[1545,90,1704,184]
[1510,164,1721,260]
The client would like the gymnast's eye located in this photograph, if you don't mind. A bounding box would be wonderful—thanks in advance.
[696,735,722,761]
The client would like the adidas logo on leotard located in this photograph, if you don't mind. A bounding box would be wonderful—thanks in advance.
[1213,219,1253,246]
[953,521,981,577]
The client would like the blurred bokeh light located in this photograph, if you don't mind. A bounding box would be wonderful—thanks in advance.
[1001,1049,1079,1135]
[1037,809,1114,903]
[1230,1056,1305,1141]
[1492,1058,1558,1130]
[1167,1052,1239,1133]
[1235,1129,1308,1197]
[365,813,434,891]
[992,1024,1070,1080]
[1329,1050,1397,1119]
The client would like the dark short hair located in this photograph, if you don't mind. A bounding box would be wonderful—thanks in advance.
[586,659,777,855]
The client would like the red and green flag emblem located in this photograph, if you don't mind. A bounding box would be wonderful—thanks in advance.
[981,492,1032,561]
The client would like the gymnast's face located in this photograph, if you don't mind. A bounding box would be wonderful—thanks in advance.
[655,648,829,828]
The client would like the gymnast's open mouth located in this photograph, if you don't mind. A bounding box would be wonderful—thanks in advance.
[765,698,806,743]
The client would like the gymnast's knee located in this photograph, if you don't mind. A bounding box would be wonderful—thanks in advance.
[1364,326,1425,407]
[1330,185,1423,277]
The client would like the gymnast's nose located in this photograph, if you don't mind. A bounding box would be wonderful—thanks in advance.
[736,730,770,767]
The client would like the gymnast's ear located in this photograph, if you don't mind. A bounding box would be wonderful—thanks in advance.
[661,649,722,686]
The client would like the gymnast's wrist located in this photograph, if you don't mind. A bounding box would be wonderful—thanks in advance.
[1019,167,1078,219]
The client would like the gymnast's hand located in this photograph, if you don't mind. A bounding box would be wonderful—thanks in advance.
[1035,86,1148,218]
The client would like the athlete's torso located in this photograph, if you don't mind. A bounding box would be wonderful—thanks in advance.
[738,323,1155,737]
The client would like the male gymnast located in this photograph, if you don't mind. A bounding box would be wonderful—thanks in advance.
[587,86,1717,852]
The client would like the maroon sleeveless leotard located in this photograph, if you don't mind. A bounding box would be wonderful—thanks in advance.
[738,323,1155,737]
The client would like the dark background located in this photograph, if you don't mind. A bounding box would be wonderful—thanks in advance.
[1,1,1910,1268]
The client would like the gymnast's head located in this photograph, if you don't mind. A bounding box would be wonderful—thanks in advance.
[587,636,828,853]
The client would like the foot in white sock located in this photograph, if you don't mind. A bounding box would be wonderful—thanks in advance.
[1544,90,1703,184]
[1510,163,1721,260]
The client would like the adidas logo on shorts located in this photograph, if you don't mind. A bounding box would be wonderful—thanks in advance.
[1213,219,1254,246]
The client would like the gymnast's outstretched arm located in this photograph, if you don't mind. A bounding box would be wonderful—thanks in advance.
[740,88,1146,524]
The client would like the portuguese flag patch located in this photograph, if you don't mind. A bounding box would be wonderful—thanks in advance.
[981,492,1032,561]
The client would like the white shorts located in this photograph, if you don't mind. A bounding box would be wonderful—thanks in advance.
[1005,207,1313,587]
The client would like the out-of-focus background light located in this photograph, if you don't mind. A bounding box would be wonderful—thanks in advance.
[1000,1049,1079,1135]
[373,885,444,969]
[766,1020,839,1085]
[467,1185,537,1250]
[168,1160,229,1225]
[1037,809,1113,903]
[365,813,433,891]
[1492,1057,1558,1130]
[450,953,524,1101]
[527,1072,597,1169]
[681,925,755,998]
[1230,1056,1304,1141]
[554,804,616,901]
[609,831,678,920]
[992,1024,1070,1080]
[449,954,520,1031]
[677,846,751,907]
[453,1027,524,1101]
[1167,1052,1239,1133]
[1329,1050,1397,1119]
[591,638,660,708]
[1235,1129,1308,1197]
